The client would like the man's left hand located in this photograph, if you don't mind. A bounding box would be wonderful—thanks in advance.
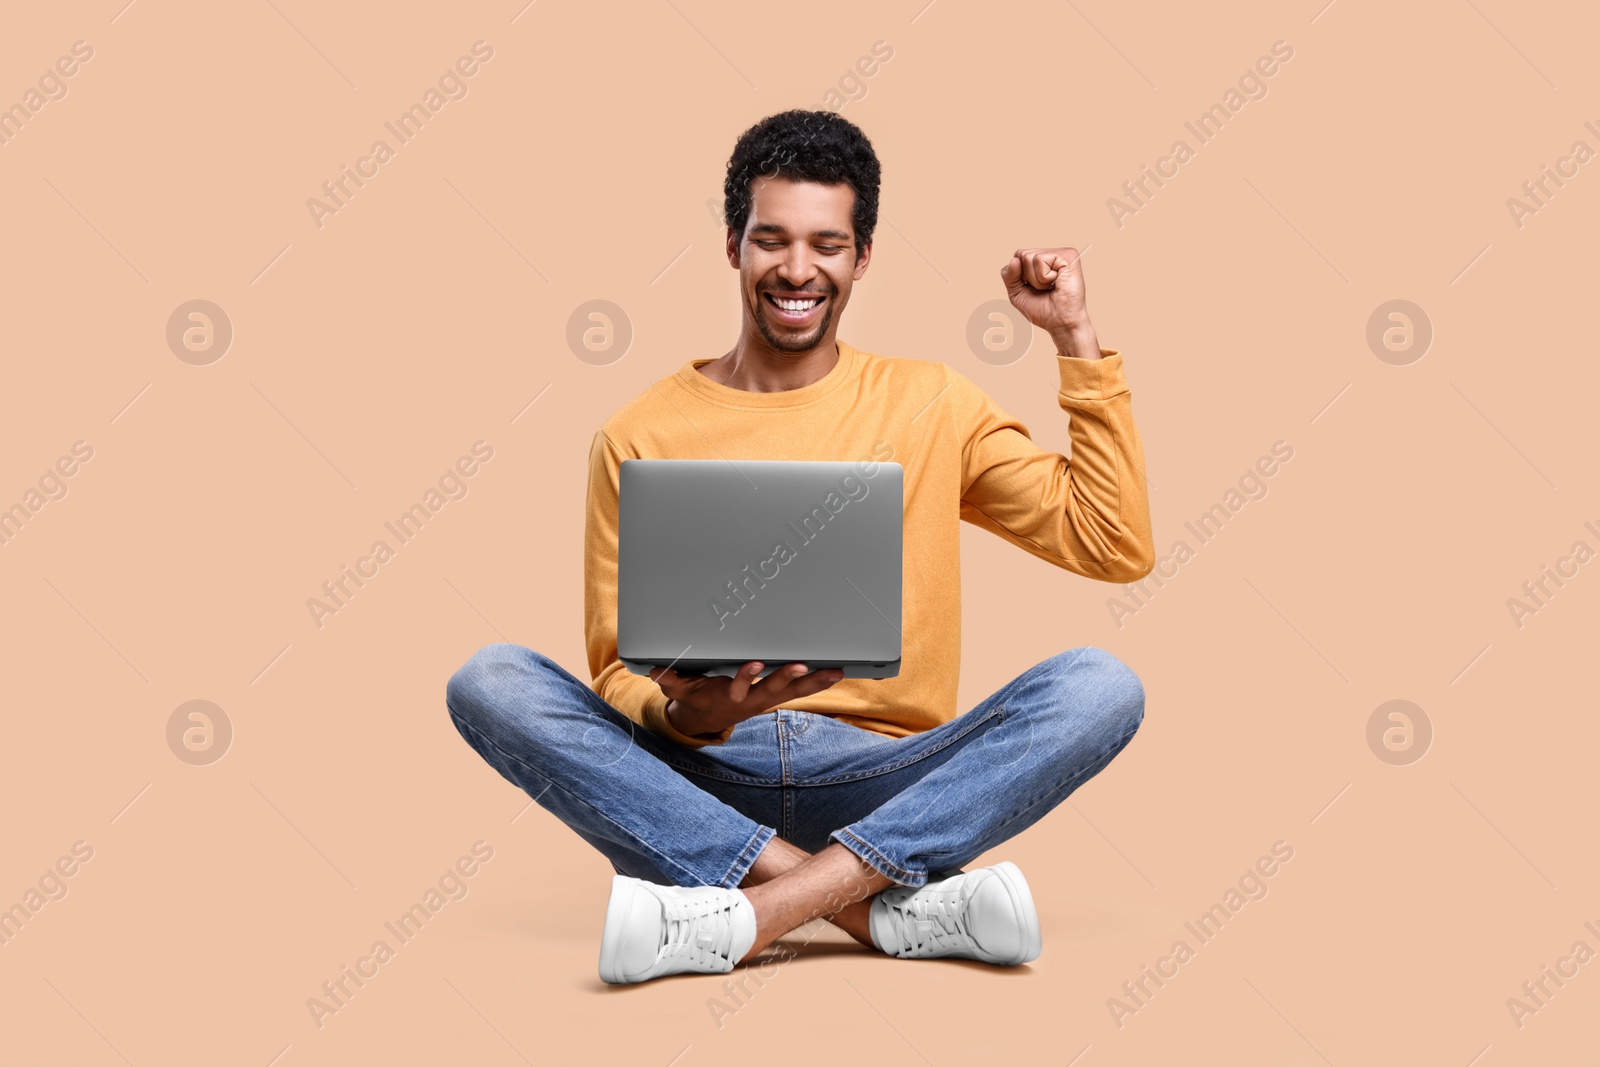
[1000,246,1101,359]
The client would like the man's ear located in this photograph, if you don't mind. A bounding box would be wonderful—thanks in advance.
[726,225,741,268]
[853,240,872,280]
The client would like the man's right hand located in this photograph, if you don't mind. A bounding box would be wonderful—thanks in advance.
[649,661,845,737]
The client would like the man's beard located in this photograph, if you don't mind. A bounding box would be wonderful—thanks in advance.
[752,287,834,353]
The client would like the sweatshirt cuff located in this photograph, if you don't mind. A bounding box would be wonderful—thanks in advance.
[642,691,735,748]
[1056,348,1128,401]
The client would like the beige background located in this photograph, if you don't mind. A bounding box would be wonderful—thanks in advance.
[2,0,1595,1063]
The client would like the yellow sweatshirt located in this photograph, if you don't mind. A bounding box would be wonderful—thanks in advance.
[584,338,1154,748]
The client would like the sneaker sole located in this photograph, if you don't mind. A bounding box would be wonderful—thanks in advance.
[597,875,645,984]
[989,861,1043,965]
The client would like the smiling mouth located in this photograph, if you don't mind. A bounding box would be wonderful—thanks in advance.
[762,292,826,322]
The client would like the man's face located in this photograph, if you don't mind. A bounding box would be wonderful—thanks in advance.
[728,176,871,354]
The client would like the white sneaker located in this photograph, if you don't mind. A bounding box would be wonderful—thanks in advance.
[869,861,1042,965]
[597,875,758,984]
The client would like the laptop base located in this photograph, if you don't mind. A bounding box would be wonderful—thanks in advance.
[622,658,901,680]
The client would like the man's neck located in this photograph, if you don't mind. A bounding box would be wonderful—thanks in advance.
[698,339,840,393]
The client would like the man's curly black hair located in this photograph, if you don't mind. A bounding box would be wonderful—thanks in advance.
[722,110,881,262]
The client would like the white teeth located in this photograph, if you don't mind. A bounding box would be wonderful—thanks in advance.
[772,296,821,312]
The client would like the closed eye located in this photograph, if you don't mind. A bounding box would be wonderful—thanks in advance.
[754,240,844,253]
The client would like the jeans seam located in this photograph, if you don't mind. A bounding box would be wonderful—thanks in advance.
[971,720,1143,853]
[658,760,784,788]
[823,704,1140,891]
[720,825,776,890]
[979,648,1097,719]
[831,828,921,886]
[779,715,794,840]
[795,705,1005,786]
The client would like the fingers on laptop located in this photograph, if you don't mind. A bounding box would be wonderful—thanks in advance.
[769,663,845,693]
[728,661,763,700]
[753,663,809,690]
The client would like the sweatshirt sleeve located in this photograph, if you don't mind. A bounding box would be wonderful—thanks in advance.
[956,349,1155,582]
[584,429,736,747]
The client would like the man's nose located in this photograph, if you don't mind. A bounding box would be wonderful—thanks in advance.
[779,248,820,288]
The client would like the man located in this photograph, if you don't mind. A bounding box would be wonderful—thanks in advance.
[446,109,1155,985]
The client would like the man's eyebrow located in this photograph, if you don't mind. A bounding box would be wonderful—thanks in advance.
[747,223,854,242]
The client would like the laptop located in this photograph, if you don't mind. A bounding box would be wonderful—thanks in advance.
[618,458,903,680]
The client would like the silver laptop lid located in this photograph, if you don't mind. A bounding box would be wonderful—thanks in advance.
[618,458,903,674]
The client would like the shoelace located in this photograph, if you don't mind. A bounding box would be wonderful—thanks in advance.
[882,885,971,956]
[660,893,738,970]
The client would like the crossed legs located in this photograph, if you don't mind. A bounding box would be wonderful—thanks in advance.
[447,643,1145,977]
[739,836,889,956]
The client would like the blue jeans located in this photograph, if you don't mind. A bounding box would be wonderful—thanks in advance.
[445,645,1144,889]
